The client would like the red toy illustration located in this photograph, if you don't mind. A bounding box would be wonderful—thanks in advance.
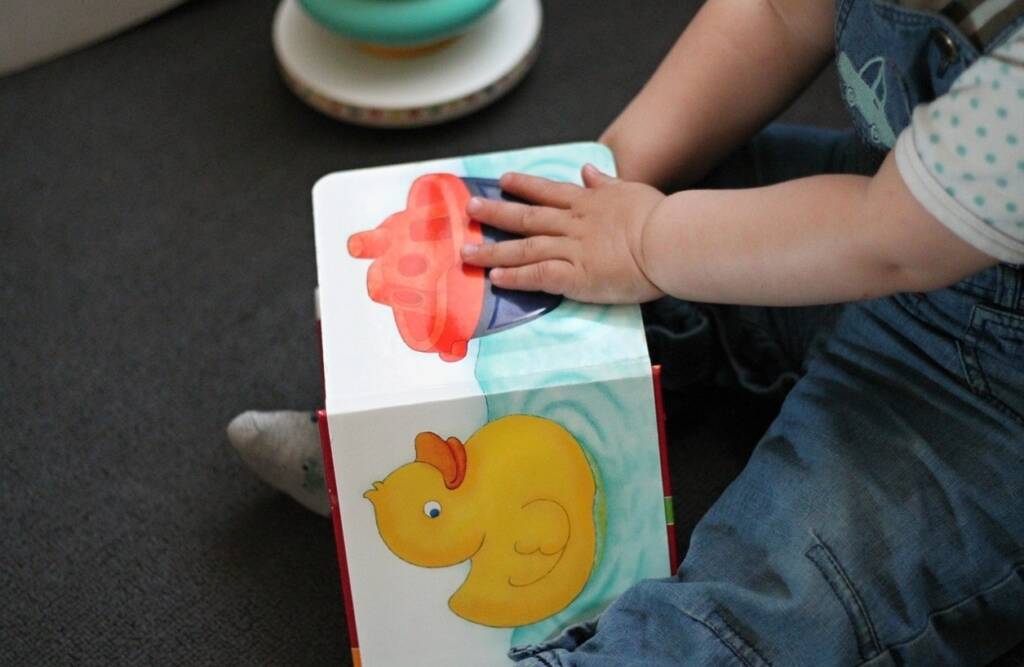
[348,174,561,361]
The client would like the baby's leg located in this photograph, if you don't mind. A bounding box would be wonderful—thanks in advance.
[645,297,844,397]
[512,271,1024,665]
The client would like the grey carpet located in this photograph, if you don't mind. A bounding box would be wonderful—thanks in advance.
[2,0,1021,664]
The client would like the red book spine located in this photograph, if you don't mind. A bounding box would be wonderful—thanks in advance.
[652,365,679,572]
[317,320,362,667]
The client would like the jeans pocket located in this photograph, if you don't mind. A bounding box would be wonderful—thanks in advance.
[957,304,1024,426]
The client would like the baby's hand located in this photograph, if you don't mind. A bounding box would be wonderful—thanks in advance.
[460,165,666,304]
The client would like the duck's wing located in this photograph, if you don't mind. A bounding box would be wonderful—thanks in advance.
[449,496,594,627]
[506,498,572,588]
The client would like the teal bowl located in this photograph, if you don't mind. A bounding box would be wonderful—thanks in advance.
[299,0,500,47]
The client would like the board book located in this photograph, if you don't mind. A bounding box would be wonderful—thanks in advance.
[312,142,677,667]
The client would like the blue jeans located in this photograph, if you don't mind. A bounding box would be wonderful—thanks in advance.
[509,126,1024,666]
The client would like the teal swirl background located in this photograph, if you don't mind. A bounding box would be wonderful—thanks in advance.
[463,145,670,646]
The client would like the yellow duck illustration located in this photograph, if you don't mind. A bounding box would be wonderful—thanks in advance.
[363,415,597,627]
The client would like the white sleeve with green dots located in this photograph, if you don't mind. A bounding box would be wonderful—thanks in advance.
[894,24,1024,265]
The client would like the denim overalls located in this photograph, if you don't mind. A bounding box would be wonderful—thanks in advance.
[512,2,1024,665]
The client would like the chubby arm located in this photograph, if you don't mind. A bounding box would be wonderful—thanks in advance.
[460,156,996,306]
[638,153,996,305]
[602,0,835,187]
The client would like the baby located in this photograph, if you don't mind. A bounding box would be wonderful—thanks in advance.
[230,0,1024,663]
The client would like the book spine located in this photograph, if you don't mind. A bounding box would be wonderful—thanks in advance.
[318,315,362,667]
[652,365,680,572]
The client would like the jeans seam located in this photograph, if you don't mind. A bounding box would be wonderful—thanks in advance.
[958,306,1024,426]
[676,609,761,667]
[708,611,774,667]
[956,338,979,393]
[956,339,1024,425]
[997,265,1021,312]
[809,549,873,662]
[974,366,1024,425]
[975,304,1024,332]
[835,0,855,43]
[806,531,883,660]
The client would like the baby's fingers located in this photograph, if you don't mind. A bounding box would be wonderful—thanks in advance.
[581,163,617,188]
[467,197,566,236]
[461,236,568,268]
[498,172,582,208]
[489,261,576,295]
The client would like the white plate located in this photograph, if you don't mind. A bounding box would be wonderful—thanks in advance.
[272,0,542,127]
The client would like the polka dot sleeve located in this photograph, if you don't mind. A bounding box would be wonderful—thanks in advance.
[894,24,1024,265]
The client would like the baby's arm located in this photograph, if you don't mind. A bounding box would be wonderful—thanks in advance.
[461,7,1022,306]
[636,153,995,305]
[624,22,1024,304]
[602,0,834,188]
[460,159,995,306]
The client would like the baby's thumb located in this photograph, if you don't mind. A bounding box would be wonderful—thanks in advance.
[582,163,616,188]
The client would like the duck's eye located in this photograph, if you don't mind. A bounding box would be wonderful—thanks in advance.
[423,500,442,519]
